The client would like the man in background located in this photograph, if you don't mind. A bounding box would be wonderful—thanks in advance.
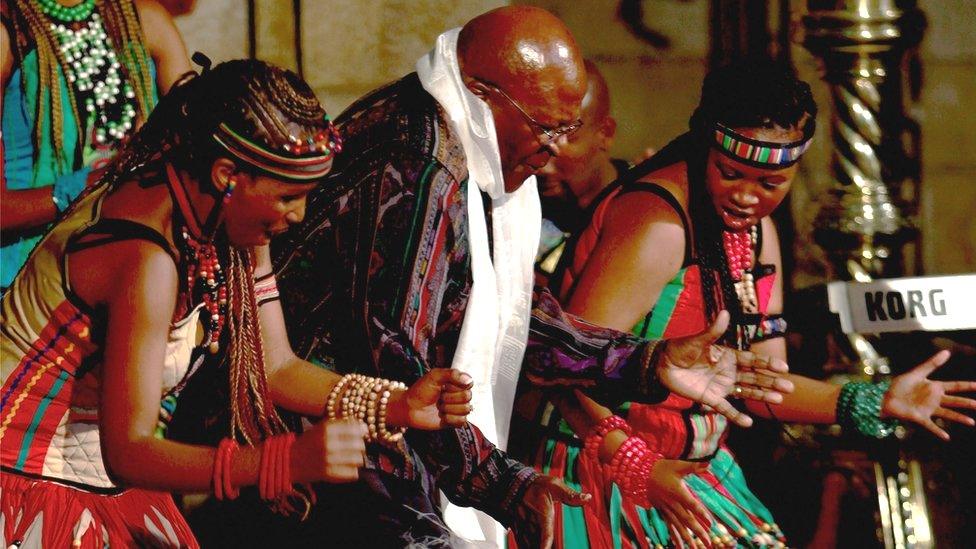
[535,60,630,276]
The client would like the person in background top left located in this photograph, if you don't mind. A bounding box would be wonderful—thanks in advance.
[1,0,192,290]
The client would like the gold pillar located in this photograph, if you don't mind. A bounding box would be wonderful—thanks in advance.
[800,3,931,548]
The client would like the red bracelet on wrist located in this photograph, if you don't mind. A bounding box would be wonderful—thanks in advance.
[214,437,240,500]
[259,433,297,501]
[213,441,224,501]
[583,415,631,460]
[279,432,295,497]
[604,435,660,507]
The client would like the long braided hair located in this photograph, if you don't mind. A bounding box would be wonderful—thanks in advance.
[685,60,817,347]
[102,58,332,446]
[4,0,155,169]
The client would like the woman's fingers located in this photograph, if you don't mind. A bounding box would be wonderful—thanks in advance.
[681,490,714,533]
[941,381,976,394]
[674,501,712,543]
[663,507,696,549]
[919,418,951,441]
[736,371,793,393]
[933,407,976,426]
[910,350,951,377]
[439,402,473,415]
[704,396,753,428]
[942,394,976,410]
[732,350,789,375]
[733,385,784,404]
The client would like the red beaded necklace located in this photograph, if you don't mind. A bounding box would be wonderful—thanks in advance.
[166,164,228,354]
[721,225,759,314]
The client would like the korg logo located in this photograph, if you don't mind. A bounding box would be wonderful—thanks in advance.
[864,290,947,322]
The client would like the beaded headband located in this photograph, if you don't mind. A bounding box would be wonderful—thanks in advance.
[712,122,813,168]
[212,119,342,183]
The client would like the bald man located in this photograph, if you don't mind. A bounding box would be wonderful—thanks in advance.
[267,6,790,548]
[271,9,590,546]
[536,60,629,274]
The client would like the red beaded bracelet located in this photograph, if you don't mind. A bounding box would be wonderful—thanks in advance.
[605,435,660,507]
[279,432,295,498]
[259,433,296,501]
[258,433,271,500]
[214,437,240,500]
[583,415,631,460]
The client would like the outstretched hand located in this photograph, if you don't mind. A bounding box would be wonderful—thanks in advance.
[512,476,592,549]
[659,311,794,428]
[388,368,474,430]
[646,460,714,549]
[883,350,976,440]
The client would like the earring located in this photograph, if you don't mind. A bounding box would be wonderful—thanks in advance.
[224,178,237,204]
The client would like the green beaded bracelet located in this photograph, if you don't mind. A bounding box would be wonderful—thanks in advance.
[837,380,899,439]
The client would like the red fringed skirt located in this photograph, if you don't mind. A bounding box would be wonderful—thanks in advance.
[1,471,199,548]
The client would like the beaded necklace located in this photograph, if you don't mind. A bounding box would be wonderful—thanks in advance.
[721,224,761,350]
[722,224,759,314]
[35,0,94,21]
[166,164,228,354]
[37,0,139,145]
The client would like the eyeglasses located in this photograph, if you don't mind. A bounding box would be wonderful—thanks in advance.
[476,79,583,144]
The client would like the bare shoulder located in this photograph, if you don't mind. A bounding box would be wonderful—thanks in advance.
[606,160,690,236]
[602,179,687,271]
[634,160,690,210]
[70,232,178,314]
[0,20,12,88]
[759,215,781,264]
[131,0,172,50]
[133,0,170,24]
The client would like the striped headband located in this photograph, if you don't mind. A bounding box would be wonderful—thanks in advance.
[212,121,341,182]
[713,123,813,168]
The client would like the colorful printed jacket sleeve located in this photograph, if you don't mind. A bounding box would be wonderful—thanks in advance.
[524,287,665,406]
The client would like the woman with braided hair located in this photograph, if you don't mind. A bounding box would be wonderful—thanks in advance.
[1,0,191,290]
[513,60,976,548]
[0,58,474,548]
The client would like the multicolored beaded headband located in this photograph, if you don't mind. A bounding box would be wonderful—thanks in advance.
[712,122,813,168]
[212,117,342,182]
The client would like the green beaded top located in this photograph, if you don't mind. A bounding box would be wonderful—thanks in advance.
[35,0,96,22]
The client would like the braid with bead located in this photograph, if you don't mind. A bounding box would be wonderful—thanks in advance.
[10,0,79,168]
[8,0,155,169]
[226,247,287,444]
[686,147,745,348]
[101,59,329,191]
[96,0,156,121]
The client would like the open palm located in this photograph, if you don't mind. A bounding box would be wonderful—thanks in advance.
[883,350,976,440]
[659,311,794,428]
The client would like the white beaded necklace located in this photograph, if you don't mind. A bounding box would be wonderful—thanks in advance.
[48,12,137,145]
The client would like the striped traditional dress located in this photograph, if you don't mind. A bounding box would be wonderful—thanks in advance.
[520,175,788,549]
[1,182,200,548]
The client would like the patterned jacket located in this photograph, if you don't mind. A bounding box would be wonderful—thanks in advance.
[274,73,661,526]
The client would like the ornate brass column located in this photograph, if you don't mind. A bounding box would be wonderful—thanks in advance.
[802,0,924,279]
[801,2,930,548]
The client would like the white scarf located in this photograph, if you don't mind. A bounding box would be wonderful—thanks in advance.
[417,28,541,547]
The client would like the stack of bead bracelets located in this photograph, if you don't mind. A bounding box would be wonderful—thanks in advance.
[582,414,662,507]
[583,414,632,461]
[836,380,898,438]
[325,373,407,446]
[605,436,661,507]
